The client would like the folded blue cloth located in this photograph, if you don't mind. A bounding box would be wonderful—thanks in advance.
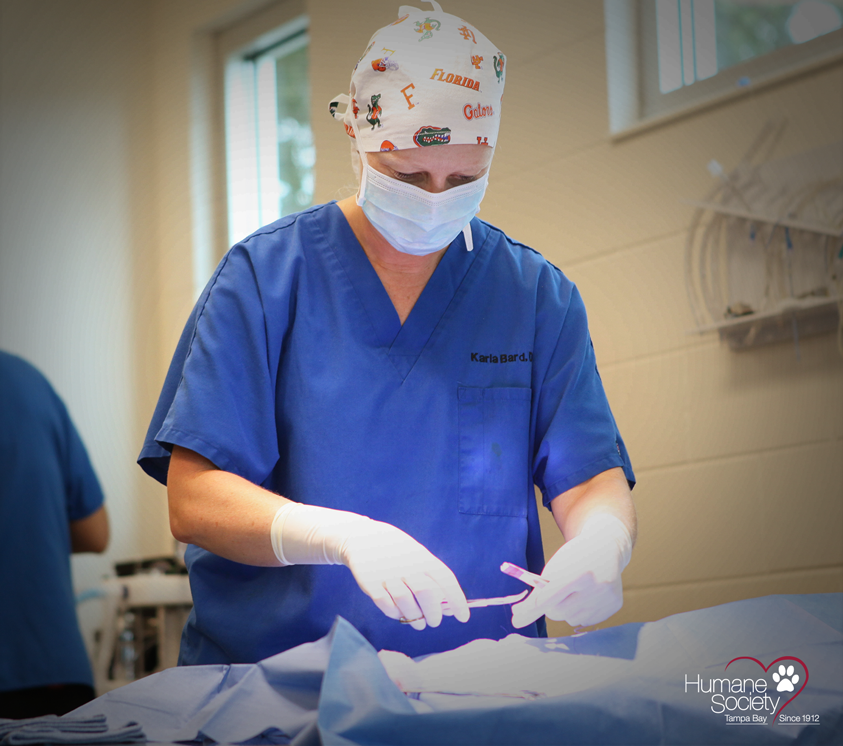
[71,633,334,744]
[0,714,106,737]
[0,713,144,744]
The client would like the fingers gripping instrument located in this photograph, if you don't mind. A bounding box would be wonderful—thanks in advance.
[510,513,633,630]
[271,502,470,631]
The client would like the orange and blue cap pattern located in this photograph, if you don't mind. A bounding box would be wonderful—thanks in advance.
[330,2,505,152]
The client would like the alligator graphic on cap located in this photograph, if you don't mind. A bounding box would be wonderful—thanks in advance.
[413,126,451,146]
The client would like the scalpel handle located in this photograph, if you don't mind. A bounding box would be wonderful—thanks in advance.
[500,561,550,588]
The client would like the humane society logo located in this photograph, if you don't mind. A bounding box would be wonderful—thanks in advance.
[684,656,812,726]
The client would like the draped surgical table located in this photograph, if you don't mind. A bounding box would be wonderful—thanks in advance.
[68,593,842,745]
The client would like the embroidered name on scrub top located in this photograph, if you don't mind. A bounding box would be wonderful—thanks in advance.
[471,351,533,364]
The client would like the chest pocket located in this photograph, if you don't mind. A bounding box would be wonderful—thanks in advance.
[458,386,531,517]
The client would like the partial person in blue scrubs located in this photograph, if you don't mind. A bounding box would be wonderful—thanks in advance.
[139,1,637,665]
[0,351,109,718]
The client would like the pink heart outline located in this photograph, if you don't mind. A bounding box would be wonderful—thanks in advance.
[725,656,808,723]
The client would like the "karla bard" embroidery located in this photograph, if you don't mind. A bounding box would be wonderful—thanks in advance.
[471,351,533,364]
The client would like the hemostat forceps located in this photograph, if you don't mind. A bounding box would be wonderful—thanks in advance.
[399,562,547,622]
[446,590,529,611]
[401,591,530,623]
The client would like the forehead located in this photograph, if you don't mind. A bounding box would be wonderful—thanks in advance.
[369,144,493,172]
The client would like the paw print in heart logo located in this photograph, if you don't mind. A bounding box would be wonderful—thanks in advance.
[725,656,808,723]
[772,664,800,692]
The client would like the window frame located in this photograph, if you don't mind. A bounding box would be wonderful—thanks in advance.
[605,0,843,136]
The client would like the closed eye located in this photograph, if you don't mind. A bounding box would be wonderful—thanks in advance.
[392,171,477,182]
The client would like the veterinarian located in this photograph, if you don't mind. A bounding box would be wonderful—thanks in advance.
[139,1,637,665]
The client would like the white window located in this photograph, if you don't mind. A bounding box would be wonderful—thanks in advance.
[223,15,314,246]
[606,0,843,133]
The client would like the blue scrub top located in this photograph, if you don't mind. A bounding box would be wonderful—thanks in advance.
[0,352,104,692]
[139,202,634,664]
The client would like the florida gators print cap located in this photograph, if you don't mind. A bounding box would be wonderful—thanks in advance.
[330,1,505,152]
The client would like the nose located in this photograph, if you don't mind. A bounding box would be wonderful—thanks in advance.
[424,174,456,194]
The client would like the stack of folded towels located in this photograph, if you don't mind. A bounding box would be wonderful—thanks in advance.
[0,713,144,744]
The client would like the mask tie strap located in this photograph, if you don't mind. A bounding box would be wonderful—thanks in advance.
[463,145,496,252]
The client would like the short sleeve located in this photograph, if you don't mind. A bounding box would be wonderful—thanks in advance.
[138,243,286,486]
[532,276,634,506]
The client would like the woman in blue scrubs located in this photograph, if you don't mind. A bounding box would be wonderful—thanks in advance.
[139,1,637,665]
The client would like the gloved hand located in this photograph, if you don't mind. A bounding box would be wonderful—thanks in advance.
[271,502,470,631]
[511,513,633,629]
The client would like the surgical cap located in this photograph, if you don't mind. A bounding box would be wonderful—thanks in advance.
[330,1,506,152]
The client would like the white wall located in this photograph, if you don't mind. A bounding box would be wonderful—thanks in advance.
[0,0,171,597]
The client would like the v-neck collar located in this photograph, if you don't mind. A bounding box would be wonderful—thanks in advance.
[324,203,485,380]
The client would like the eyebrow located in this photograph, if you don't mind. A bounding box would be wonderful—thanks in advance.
[391,166,487,178]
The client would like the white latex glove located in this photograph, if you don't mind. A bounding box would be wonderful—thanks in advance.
[511,513,633,629]
[271,503,470,631]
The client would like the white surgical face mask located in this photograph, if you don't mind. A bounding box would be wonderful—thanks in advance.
[357,162,488,255]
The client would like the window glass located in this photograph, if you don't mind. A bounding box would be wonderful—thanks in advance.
[275,42,314,218]
[717,1,843,66]
[225,17,313,246]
